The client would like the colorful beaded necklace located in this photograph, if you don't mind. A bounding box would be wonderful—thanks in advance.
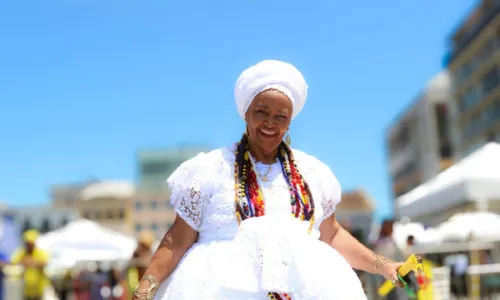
[233,134,315,231]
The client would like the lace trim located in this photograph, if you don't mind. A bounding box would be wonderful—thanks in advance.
[173,186,208,230]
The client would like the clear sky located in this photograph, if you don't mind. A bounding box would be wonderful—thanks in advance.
[0,0,476,220]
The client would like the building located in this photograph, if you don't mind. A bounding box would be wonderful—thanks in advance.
[335,189,375,244]
[136,147,208,193]
[9,205,79,234]
[447,0,500,159]
[78,180,135,235]
[50,182,90,209]
[386,71,455,215]
[133,147,208,238]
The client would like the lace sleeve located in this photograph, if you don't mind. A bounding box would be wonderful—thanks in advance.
[319,163,342,220]
[167,153,212,231]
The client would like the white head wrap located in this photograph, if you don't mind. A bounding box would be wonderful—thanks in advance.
[234,60,308,120]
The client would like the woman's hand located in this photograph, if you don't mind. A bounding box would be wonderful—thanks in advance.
[379,261,405,287]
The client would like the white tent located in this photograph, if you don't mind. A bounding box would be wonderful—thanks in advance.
[37,219,137,269]
[393,222,442,249]
[437,212,500,242]
[397,142,500,218]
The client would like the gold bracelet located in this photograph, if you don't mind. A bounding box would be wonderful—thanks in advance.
[374,253,393,272]
[134,275,159,300]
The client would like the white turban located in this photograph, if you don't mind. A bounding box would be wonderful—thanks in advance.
[234,60,308,120]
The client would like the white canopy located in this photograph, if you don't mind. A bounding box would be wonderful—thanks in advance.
[397,142,500,218]
[437,212,500,242]
[393,222,442,249]
[37,219,137,269]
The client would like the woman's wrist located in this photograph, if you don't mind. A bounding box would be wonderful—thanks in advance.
[134,275,159,299]
[373,253,393,275]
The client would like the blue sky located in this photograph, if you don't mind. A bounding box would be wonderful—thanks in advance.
[0,0,476,220]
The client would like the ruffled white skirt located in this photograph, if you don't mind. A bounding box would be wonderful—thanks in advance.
[154,216,367,300]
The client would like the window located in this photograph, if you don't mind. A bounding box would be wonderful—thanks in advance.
[135,224,143,232]
[481,66,500,95]
[166,222,173,229]
[464,141,486,156]
[150,223,159,232]
[135,202,142,211]
[151,199,158,209]
[107,210,115,219]
[458,86,482,112]
[83,211,91,219]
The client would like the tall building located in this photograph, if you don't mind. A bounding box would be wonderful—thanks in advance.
[386,72,454,215]
[133,147,208,238]
[447,0,500,158]
[137,147,207,193]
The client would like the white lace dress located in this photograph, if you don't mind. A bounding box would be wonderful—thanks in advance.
[154,145,367,300]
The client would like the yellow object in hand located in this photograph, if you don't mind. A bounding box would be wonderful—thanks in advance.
[377,254,421,297]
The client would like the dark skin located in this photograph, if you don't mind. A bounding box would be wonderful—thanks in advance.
[134,89,402,298]
[245,89,292,163]
[19,242,47,268]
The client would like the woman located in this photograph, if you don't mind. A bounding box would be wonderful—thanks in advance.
[133,60,403,300]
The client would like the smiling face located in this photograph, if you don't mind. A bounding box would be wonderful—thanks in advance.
[245,89,293,154]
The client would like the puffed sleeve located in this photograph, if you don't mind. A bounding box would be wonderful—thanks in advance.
[167,153,212,231]
[319,162,342,221]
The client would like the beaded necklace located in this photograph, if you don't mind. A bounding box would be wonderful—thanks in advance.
[233,138,315,234]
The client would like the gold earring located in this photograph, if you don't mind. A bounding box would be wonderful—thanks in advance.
[285,130,291,145]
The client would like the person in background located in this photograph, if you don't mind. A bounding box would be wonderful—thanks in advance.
[127,230,154,291]
[10,230,50,300]
[0,251,8,300]
[88,262,108,300]
[108,267,129,300]
[56,269,72,300]
[403,235,415,257]
[373,219,408,300]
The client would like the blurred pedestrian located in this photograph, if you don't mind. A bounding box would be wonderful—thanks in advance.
[402,235,415,257]
[373,220,408,300]
[0,251,8,300]
[127,230,154,291]
[10,229,50,300]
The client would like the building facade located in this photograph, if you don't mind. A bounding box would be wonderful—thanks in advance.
[78,181,135,235]
[133,147,207,239]
[50,182,91,209]
[10,205,80,234]
[386,71,455,215]
[447,0,500,159]
[335,189,375,244]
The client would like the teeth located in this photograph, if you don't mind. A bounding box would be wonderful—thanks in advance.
[260,129,276,135]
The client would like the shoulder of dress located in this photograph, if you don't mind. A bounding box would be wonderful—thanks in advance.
[291,148,327,169]
[166,145,234,185]
[291,148,339,182]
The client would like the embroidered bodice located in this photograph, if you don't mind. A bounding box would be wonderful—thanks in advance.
[168,144,341,243]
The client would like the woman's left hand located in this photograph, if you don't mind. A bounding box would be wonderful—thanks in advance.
[379,261,404,287]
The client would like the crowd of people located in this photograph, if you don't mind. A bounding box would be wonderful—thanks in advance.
[0,229,158,300]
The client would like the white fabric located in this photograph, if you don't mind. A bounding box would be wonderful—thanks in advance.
[155,145,366,300]
[235,60,308,120]
[37,219,137,268]
[437,212,500,242]
[393,222,443,249]
[397,142,500,218]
